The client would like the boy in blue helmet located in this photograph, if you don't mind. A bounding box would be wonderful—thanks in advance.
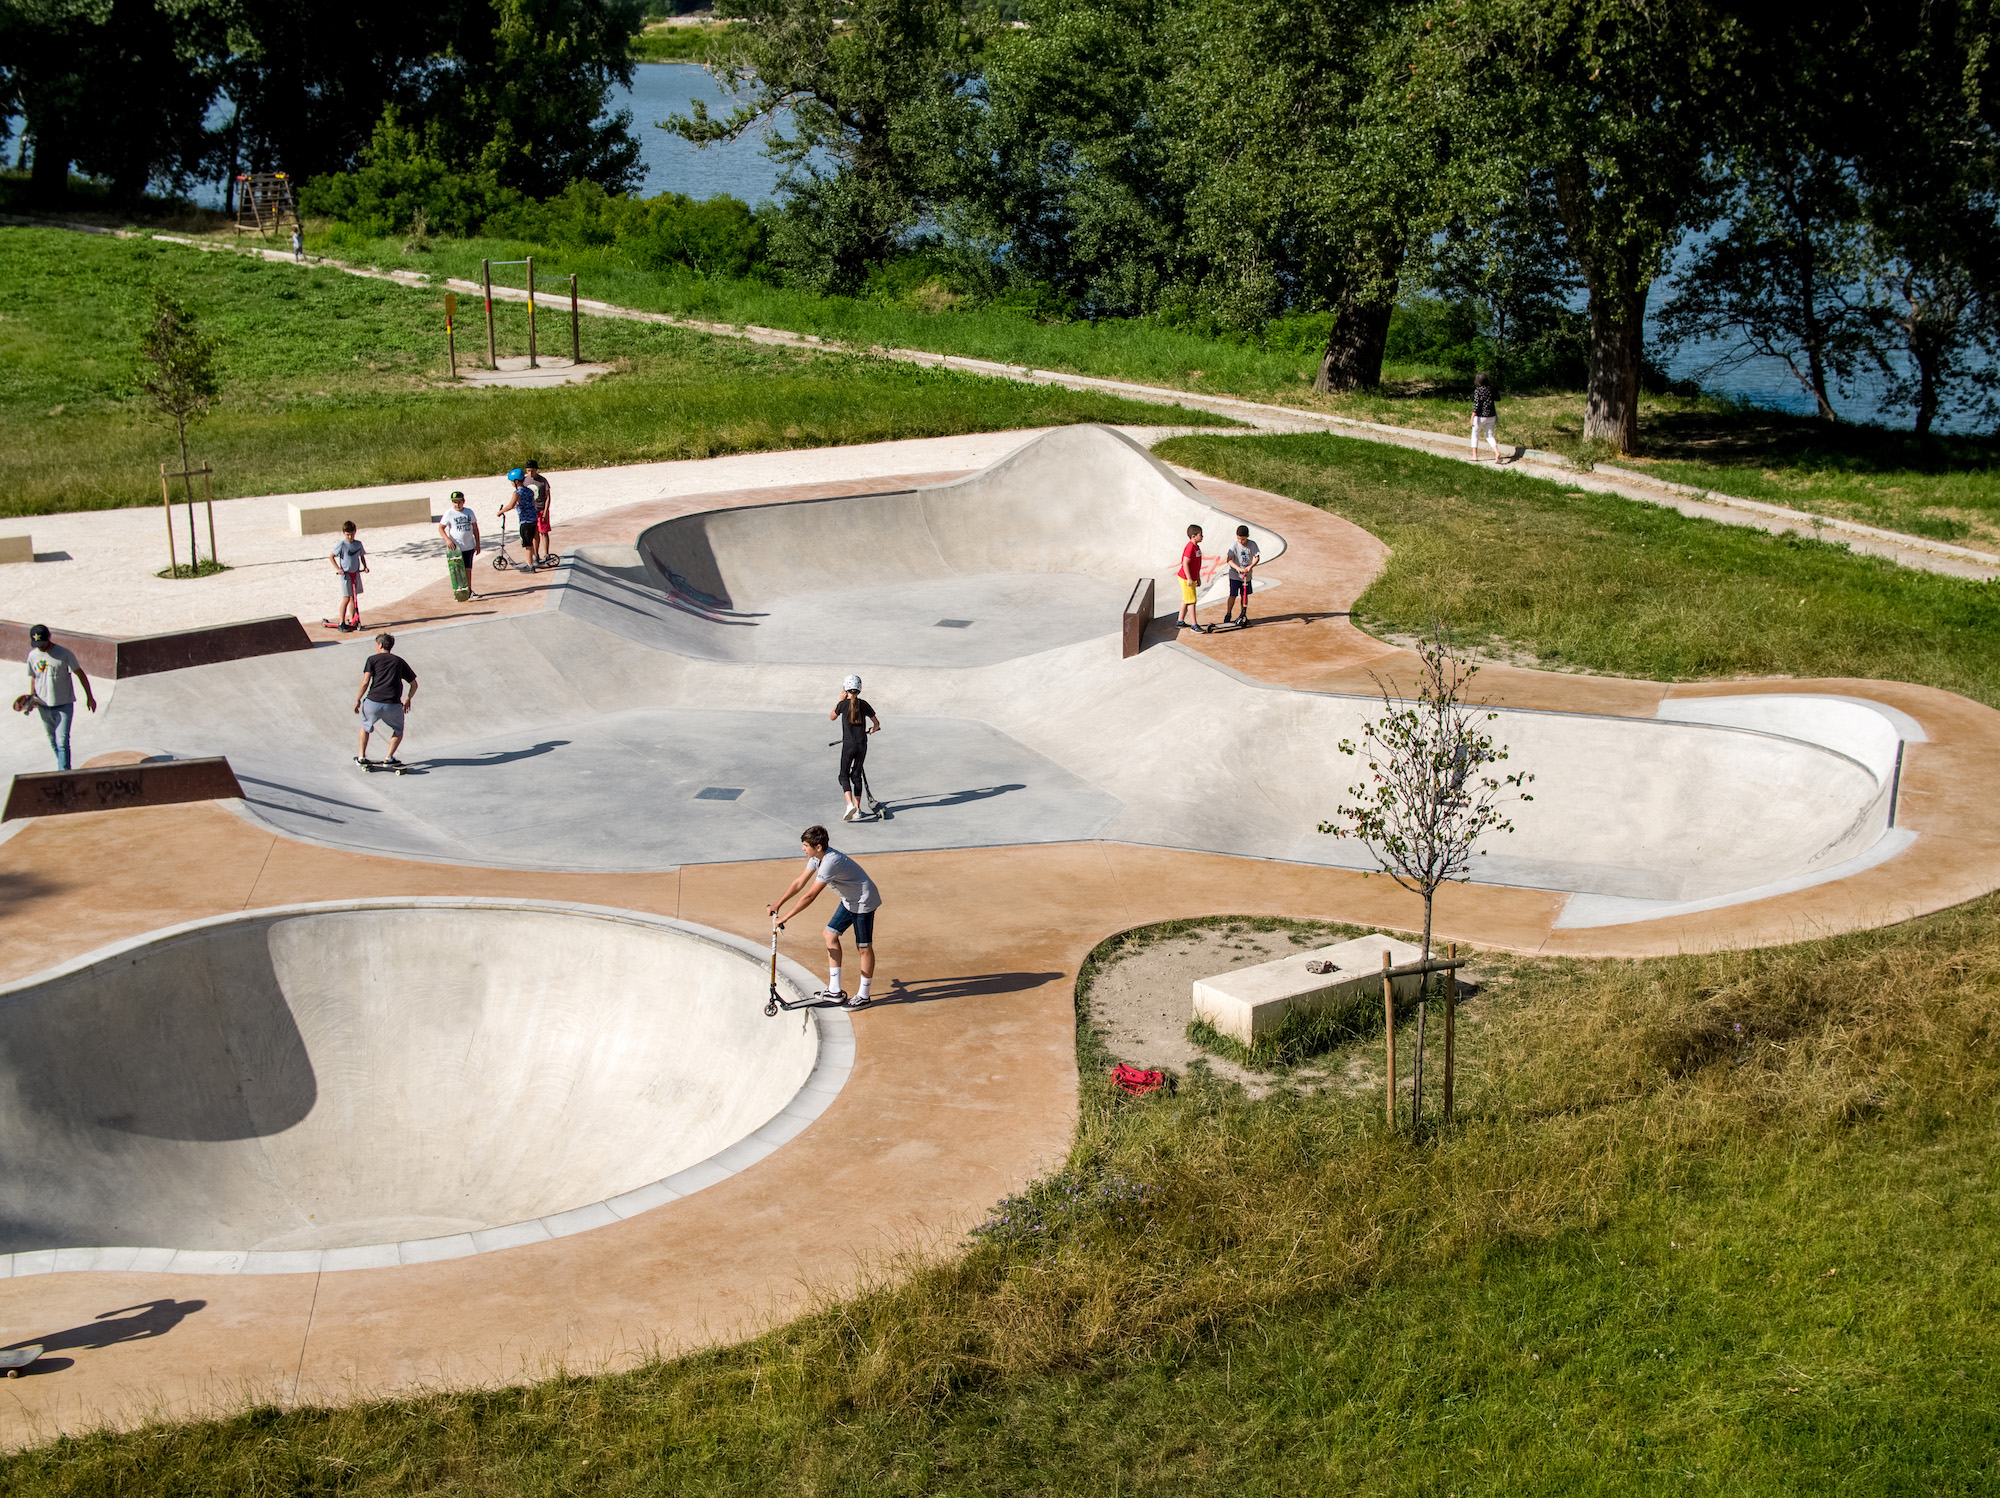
[498,466,540,568]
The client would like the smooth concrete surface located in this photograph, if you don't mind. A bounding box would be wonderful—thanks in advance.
[287,496,433,535]
[1192,933,1422,1044]
[0,901,832,1269]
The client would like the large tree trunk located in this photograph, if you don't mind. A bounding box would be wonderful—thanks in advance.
[27,127,71,206]
[1583,284,1644,453]
[1312,298,1395,393]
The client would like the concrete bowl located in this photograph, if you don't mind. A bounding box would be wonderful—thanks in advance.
[0,900,849,1276]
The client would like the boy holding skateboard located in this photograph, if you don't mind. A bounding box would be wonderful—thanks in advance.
[767,825,880,1007]
[329,521,367,632]
[353,632,418,770]
[1221,523,1260,627]
[437,491,480,602]
[1177,522,1207,633]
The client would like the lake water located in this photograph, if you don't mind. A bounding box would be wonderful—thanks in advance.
[611,63,792,203]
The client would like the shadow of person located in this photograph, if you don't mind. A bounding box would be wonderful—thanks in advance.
[876,783,1026,816]
[7,1298,207,1357]
[421,739,571,769]
[881,972,1065,1006]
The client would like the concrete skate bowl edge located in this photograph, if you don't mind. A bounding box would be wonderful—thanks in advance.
[0,899,848,1276]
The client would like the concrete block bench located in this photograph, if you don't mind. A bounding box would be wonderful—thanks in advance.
[289,496,434,535]
[1193,932,1426,1046]
[0,535,32,564]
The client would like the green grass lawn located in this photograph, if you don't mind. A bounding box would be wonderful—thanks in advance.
[1158,431,2000,709]
[0,226,1232,517]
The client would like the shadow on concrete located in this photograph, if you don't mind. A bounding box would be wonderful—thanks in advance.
[873,783,1027,817]
[0,870,62,906]
[879,971,1065,1006]
[236,775,382,814]
[6,1299,207,1362]
[421,739,571,770]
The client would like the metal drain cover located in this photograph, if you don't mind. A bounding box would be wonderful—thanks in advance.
[693,787,744,801]
[934,619,973,628]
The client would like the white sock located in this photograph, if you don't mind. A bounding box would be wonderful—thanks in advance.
[857,974,871,999]
[827,966,841,994]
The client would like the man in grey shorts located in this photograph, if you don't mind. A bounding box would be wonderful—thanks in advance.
[767,824,881,1006]
[353,632,418,769]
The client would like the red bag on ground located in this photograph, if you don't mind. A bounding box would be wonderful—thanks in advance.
[1111,1064,1165,1096]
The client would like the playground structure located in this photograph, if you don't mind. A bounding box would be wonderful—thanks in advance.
[478,256,582,372]
[232,173,299,237]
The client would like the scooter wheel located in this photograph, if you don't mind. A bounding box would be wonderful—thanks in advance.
[763,999,778,1017]
[492,556,511,571]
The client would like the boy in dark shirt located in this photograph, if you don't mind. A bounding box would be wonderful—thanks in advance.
[829,673,882,822]
[353,632,419,768]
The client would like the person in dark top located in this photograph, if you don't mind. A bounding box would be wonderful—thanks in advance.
[353,632,419,768]
[1470,371,1502,461]
[829,673,882,822]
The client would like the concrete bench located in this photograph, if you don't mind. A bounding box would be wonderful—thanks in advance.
[1193,932,1425,1045]
[0,535,32,565]
[288,497,434,536]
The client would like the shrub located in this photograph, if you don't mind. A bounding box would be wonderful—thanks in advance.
[485,180,772,278]
[299,112,521,237]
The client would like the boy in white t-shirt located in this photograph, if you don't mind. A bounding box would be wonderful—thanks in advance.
[767,825,882,1007]
[437,491,481,599]
[1222,523,1260,627]
[15,623,96,771]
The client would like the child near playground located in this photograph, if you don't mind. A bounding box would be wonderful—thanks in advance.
[330,521,367,631]
[1222,523,1260,627]
[437,491,481,600]
[1177,522,1208,632]
[498,468,540,568]
[352,632,418,768]
[829,673,882,822]
[524,459,555,569]
[768,825,880,1007]
[1470,371,1503,461]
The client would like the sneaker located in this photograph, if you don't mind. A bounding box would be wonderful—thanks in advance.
[354,755,373,768]
[842,806,859,822]
[812,988,848,1004]
[844,993,869,1008]
[385,757,405,769]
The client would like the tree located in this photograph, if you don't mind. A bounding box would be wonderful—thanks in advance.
[1426,0,1744,452]
[666,0,988,291]
[1655,153,1878,422]
[137,290,223,575]
[1319,623,1533,1134]
[1425,178,1585,388]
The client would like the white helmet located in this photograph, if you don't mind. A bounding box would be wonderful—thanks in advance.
[842,674,862,691]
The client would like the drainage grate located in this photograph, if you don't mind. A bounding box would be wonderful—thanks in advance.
[693,787,744,801]
[934,618,974,629]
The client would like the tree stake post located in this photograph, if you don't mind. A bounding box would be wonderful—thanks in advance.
[158,464,179,576]
[483,260,497,369]
[1382,950,1396,1131]
[525,255,537,369]
[570,273,581,364]
[1443,943,1457,1129]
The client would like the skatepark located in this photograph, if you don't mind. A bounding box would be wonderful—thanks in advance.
[3,422,1999,1438]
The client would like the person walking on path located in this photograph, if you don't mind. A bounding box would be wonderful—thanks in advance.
[1177,522,1208,633]
[438,491,481,599]
[499,468,541,569]
[291,225,304,263]
[767,825,881,1007]
[829,673,882,822]
[1221,523,1260,627]
[1470,372,1503,462]
[330,521,368,632]
[353,632,418,769]
[15,624,96,771]
[524,459,556,570]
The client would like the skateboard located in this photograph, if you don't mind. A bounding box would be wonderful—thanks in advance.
[0,1344,41,1377]
[446,547,471,602]
[356,758,411,776]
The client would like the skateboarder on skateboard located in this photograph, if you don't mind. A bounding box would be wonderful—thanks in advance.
[437,492,480,602]
[767,825,880,1007]
[353,632,418,770]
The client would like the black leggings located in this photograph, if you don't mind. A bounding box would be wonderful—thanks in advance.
[839,741,867,793]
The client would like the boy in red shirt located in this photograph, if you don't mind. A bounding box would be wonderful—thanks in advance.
[1177,523,1208,633]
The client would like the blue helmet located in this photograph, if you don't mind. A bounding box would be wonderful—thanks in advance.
[506,467,525,483]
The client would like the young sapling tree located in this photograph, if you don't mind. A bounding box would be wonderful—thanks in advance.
[1320,622,1534,1133]
[137,289,224,576]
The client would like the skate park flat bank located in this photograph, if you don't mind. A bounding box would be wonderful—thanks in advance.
[2,424,1998,1442]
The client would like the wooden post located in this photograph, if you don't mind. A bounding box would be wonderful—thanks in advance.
[483,260,497,369]
[1444,944,1457,1129]
[1412,967,1428,1139]
[526,255,537,369]
[1382,950,1396,1131]
[159,464,179,577]
[445,291,458,380]
[202,463,217,567]
[570,273,580,363]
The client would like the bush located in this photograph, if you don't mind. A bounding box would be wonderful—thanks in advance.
[1383,294,1591,389]
[299,112,522,237]
[485,180,771,278]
